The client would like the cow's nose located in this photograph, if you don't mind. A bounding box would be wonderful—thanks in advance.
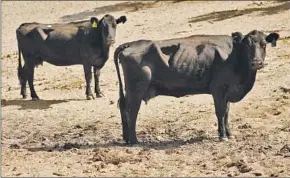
[107,40,115,45]
[251,60,264,70]
[252,61,263,66]
[111,40,115,44]
[107,38,115,45]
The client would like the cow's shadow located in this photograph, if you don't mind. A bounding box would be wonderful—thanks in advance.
[1,99,84,110]
[25,136,214,152]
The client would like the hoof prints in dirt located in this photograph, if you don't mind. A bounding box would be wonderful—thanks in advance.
[280,86,290,93]
[90,148,143,166]
[9,144,21,149]
[26,142,91,152]
[277,144,290,157]
[238,123,252,129]
[227,159,253,173]
[26,138,125,152]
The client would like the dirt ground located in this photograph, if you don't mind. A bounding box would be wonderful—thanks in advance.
[1,1,290,177]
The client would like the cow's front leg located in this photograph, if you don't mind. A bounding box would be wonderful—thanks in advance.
[25,60,39,100]
[93,66,104,98]
[20,64,28,99]
[224,102,234,139]
[213,94,229,141]
[83,64,94,100]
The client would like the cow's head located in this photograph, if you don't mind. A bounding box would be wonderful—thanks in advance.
[237,30,279,70]
[90,14,127,46]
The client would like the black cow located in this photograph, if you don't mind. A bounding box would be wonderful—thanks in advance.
[16,14,127,100]
[114,30,279,144]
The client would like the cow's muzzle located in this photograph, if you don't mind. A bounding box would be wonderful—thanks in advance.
[106,39,115,45]
[251,60,264,70]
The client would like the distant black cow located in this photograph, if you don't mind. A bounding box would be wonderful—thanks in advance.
[114,30,279,144]
[17,14,127,100]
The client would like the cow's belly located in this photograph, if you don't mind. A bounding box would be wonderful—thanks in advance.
[36,41,82,66]
[44,59,80,66]
[87,56,105,67]
[142,78,210,102]
[152,69,211,97]
[39,53,82,66]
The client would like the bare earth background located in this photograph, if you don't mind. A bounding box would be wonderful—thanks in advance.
[1,1,290,177]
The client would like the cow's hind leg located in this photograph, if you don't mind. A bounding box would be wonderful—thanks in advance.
[25,60,39,100]
[122,66,151,144]
[120,101,129,142]
[123,91,144,144]
[83,64,94,100]
[93,66,104,98]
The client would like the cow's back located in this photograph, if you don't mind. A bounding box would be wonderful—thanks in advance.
[157,35,233,56]
[16,21,91,65]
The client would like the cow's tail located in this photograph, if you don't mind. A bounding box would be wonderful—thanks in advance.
[114,43,130,110]
[17,33,24,85]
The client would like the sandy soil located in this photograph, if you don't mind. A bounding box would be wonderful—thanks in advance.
[1,1,290,177]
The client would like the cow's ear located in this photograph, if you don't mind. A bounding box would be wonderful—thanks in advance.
[90,17,99,28]
[231,32,244,43]
[266,32,280,47]
[116,16,127,24]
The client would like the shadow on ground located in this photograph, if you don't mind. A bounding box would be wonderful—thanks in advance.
[189,2,290,23]
[25,136,214,152]
[1,99,84,110]
[60,1,192,22]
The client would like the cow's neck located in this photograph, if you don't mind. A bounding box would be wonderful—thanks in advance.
[89,28,101,45]
[89,28,110,61]
[240,69,257,97]
[101,41,110,61]
[231,44,258,98]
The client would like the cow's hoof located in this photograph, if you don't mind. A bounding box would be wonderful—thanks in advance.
[22,95,27,99]
[124,139,139,145]
[129,138,139,145]
[124,140,130,144]
[32,97,40,101]
[123,136,129,142]
[86,95,94,100]
[96,93,104,98]
[128,141,139,146]
[219,137,228,142]
[129,142,139,147]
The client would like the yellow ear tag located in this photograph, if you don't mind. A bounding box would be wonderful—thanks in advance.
[92,21,98,28]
